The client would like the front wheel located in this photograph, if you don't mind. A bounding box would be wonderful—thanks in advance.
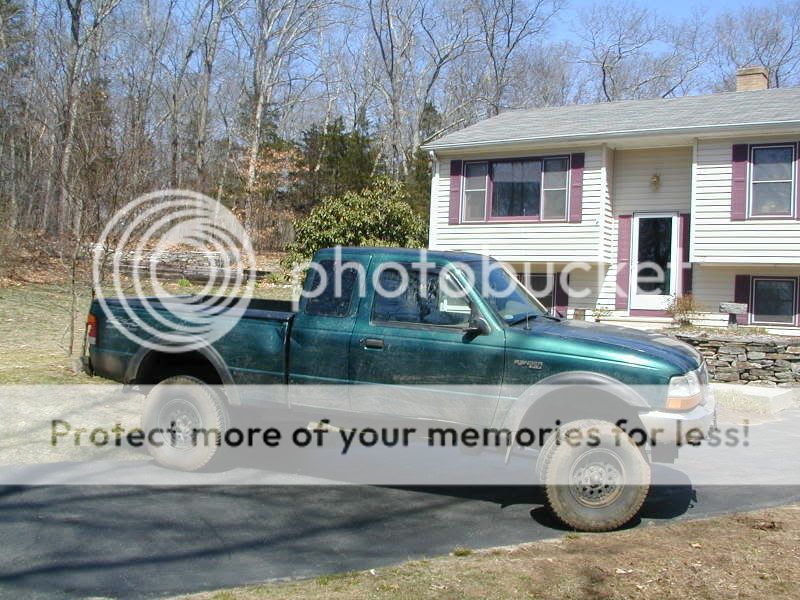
[141,375,229,471]
[540,419,650,532]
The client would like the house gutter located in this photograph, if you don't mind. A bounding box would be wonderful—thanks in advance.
[421,119,800,152]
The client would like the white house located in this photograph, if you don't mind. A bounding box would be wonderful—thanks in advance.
[422,67,800,335]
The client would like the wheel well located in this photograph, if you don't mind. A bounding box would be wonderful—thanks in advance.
[133,350,224,386]
[519,388,645,436]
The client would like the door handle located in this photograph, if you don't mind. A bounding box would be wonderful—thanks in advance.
[363,338,385,350]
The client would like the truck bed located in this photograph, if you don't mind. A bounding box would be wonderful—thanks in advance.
[88,295,297,386]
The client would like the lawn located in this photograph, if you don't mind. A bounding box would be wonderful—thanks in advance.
[183,505,800,600]
[0,280,296,384]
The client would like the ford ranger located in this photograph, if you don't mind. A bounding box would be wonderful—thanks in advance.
[83,247,716,531]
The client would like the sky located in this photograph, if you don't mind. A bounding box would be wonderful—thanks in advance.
[567,0,756,19]
[551,0,770,44]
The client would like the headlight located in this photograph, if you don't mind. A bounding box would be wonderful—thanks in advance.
[666,369,702,411]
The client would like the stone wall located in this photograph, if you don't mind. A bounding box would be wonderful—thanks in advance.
[669,332,800,386]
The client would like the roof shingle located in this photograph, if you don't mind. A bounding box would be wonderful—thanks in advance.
[423,87,800,150]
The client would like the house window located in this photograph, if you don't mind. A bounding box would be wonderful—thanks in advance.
[751,277,797,325]
[461,156,570,222]
[492,160,541,217]
[462,162,488,221]
[749,145,795,217]
[542,158,569,220]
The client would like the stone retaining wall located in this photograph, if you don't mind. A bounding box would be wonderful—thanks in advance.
[668,332,800,386]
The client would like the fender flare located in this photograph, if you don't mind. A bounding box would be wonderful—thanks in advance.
[124,339,241,406]
[499,371,649,433]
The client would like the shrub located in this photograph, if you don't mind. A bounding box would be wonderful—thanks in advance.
[281,177,427,268]
[666,293,704,325]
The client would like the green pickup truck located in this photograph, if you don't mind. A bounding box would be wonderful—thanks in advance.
[84,247,715,531]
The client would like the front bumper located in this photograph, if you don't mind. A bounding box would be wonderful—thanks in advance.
[639,395,717,447]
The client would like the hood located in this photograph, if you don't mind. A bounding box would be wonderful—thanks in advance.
[510,318,701,375]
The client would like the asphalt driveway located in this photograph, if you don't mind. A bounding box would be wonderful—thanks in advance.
[1,479,799,599]
[2,407,800,599]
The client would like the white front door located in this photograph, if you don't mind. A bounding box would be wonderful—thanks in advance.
[629,213,679,311]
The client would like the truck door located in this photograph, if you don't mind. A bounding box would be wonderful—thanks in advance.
[348,263,505,426]
[289,255,369,410]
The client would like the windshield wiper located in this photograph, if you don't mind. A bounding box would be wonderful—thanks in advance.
[506,312,562,326]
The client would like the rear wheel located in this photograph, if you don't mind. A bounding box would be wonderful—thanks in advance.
[141,375,229,471]
[540,419,650,532]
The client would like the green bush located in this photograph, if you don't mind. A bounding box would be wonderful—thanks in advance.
[282,177,427,268]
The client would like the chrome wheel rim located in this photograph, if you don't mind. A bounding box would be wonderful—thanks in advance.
[568,448,626,508]
[157,398,202,451]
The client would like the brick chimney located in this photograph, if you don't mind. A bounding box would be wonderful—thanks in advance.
[736,66,769,91]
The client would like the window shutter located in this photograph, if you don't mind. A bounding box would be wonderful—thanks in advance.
[679,213,692,294]
[734,274,751,325]
[796,142,800,220]
[615,216,632,310]
[554,272,569,317]
[568,153,584,223]
[731,144,748,221]
[448,160,463,225]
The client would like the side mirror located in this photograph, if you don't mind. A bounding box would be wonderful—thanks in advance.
[464,316,491,336]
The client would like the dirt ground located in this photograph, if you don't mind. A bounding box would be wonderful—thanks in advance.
[180,504,800,600]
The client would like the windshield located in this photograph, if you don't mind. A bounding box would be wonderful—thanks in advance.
[462,260,548,324]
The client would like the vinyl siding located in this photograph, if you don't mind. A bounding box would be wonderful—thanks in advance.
[690,265,800,332]
[429,146,605,263]
[692,134,800,263]
[612,147,692,215]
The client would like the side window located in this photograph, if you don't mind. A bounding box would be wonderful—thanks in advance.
[750,145,795,217]
[541,157,569,220]
[462,162,488,221]
[372,268,472,328]
[304,260,358,317]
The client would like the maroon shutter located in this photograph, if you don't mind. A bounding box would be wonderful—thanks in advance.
[796,142,800,220]
[448,160,463,225]
[615,216,632,310]
[679,213,692,294]
[568,153,584,223]
[554,272,569,317]
[731,144,748,221]
[734,274,751,325]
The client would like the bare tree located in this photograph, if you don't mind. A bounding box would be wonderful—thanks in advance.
[367,0,472,176]
[233,0,325,227]
[712,1,800,89]
[194,0,236,184]
[577,1,707,102]
[469,0,563,116]
[53,0,121,236]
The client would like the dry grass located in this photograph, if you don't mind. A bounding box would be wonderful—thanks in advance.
[182,505,800,600]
